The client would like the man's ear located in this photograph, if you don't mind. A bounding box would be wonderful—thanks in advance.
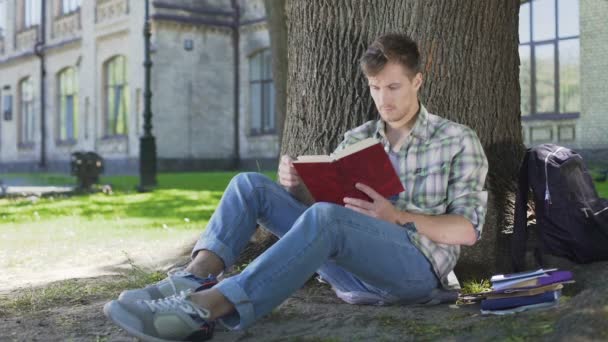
[413,72,423,90]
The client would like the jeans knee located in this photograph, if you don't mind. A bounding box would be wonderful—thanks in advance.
[305,202,342,229]
[230,172,271,190]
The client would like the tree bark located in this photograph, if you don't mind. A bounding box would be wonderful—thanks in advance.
[281,0,524,278]
[263,0,289,149]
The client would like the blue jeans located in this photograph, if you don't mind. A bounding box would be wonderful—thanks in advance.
[192,173,438,330]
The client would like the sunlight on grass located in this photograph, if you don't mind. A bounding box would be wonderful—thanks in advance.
[0,172,279,292]
[460,278,491,295]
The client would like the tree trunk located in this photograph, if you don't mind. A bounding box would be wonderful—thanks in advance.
[263,0,289,149]
[281,0,524,278]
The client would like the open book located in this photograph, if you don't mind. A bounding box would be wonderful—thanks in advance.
[292,138,404,205]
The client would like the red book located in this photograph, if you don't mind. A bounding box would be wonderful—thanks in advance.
[292,138,405,205]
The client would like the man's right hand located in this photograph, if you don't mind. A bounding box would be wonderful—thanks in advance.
[278,155,302,191]
[278,155,315,205]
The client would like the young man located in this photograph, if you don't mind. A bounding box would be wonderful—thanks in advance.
[104,33,488,341]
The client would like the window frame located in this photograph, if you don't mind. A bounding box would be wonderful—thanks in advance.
[60,0,81,16]
[248,48,276,136]
[23,0,41,29]
[0,0,6,38]
[519,0,580,121]
[103,55,129,138]
[56,67,79,144]
[18,77,35,146]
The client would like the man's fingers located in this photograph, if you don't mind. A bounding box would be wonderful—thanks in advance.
[345,204,374,217]
[355,183,383,201]
[343,197,374,210]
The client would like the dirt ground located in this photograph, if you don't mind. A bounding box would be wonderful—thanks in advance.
[2,258,608,342]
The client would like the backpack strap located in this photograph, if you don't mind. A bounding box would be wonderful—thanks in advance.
[512,149,531,272]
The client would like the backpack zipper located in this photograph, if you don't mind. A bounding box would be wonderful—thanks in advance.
[544,147,564,205]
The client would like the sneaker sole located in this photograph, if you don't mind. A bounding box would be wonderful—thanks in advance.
[103,300,182,342]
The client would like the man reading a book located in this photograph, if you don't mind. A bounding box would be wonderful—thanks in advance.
[104,33,489,341]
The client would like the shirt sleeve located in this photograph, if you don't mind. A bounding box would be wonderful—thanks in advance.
[445,129,489,240]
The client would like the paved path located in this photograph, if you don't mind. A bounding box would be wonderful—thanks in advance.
[0,178,74,197]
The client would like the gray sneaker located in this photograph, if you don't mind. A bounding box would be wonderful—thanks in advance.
[119,269,218,303]
[104,290,215,341]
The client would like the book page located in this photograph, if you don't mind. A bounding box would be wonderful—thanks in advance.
[294,155,333,163]
[330,138,380,160]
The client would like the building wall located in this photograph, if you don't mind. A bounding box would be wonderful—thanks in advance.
[1,0,277,173]
[578,0,608,150]
[152,22,235,160]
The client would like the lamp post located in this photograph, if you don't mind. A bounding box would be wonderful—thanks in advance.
[139,0,157,191]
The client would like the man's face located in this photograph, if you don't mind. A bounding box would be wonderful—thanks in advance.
[367,62,423,128]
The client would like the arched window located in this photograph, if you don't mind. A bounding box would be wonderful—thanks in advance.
[249,48,275,135]
[104,55,129,136]
[519,0,580,118]
[57,67,79,141]
[19,77,35,144]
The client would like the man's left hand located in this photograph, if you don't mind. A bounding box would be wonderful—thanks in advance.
[343,183,398,223]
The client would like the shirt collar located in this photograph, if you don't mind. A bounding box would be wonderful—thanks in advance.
[374,102,430,142]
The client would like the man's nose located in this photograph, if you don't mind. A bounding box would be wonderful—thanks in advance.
[380,89,392,104]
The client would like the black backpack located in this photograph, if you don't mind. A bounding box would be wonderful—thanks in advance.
[512,144,608,272]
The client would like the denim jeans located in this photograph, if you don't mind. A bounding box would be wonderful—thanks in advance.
[192,173,439,330]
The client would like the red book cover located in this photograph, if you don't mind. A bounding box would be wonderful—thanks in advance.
[293,138,404,205]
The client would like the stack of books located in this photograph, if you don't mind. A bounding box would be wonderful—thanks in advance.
[464,268,574,315]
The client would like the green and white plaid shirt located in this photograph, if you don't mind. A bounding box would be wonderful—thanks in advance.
[334,104,488,288]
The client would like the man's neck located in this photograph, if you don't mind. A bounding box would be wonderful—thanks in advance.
[384,102,420,151]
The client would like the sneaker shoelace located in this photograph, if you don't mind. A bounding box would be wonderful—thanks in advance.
[144,290,210,319]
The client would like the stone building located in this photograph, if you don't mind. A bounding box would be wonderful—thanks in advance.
[519,0,607,163]
[0,0,606,174]
[0,0,278,173]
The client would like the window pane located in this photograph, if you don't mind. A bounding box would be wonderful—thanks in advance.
[250,54,261,81]
[108,61,115,86]
[535,43,555,113]
[269,82,275,130]
[519,45,531,115]
[119,85,129,134]
[263,49,272,79]
[60,95,66,140]
[532,0,556,41]
[73,95,79,139]
[558,0,579,37]
[559,39,580,113]
[66,95,74,139]
[117,57,126,84]
[250,83,261,132]
[263,82,271,131]
[107,86,115,134]
[519,3,531,44]
[0,1,6,34]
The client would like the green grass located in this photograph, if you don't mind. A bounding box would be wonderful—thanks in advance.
[0,261,165,316]
[460,278,491,295]
[1,171,276,192]
[0,171,276,294]
[596,180,608,198]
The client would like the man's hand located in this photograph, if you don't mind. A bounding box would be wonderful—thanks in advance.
[278,155,302,191]
[344,183,399,223]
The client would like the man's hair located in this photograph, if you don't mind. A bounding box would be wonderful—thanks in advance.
[360,33,422,78]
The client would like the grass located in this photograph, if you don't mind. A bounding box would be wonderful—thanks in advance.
[0,261,165,316]
[460,279,491,295]
[596,179,608,198]
[0,171,275,295]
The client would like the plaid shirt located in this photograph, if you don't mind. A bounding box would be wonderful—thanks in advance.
[334,104,488,288]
